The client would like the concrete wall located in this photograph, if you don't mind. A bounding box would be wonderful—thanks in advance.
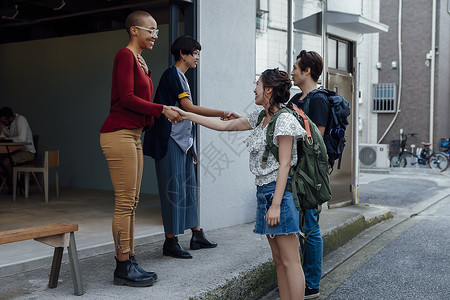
[378,0,432,146]
[0,25,172,194]
[197,0,257,229]
[357,0,382,144]
[328,0,361,15]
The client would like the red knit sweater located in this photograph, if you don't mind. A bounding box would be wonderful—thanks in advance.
[100,48,163,133]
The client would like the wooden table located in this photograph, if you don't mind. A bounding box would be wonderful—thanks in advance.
[0,142,31,191]
[0,142,31,153]
[0,141,32,166]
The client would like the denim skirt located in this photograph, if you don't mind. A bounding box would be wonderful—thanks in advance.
[254,180,300,236]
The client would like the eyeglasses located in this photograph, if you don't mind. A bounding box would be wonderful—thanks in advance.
[134,25,159,36]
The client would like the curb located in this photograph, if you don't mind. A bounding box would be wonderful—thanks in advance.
[193,209,393,300]
[322,210,393,256]
[191,261,277,300]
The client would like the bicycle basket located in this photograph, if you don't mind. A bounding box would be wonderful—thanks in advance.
[440,138,450,149]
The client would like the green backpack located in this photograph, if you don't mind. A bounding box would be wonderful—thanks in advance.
[256,106,332,215]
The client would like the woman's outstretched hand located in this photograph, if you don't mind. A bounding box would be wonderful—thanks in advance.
[171,106,188,119]
[171,107,251,132]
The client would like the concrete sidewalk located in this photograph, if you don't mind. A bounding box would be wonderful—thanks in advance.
[1,168,449,299]
[0,205,392,299]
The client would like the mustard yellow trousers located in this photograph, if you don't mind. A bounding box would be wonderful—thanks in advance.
[100,128,143,255]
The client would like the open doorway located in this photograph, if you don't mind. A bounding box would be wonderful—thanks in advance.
[0,0,198,271]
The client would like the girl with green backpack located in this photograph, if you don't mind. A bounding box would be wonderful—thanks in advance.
[172,68,306,299]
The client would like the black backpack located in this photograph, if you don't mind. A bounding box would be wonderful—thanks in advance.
[256,106,331,214]
[294,88,351,171]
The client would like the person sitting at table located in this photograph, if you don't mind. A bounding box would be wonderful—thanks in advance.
[0,107,36,195]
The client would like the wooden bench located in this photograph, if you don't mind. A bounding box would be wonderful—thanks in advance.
[0,223,84,296]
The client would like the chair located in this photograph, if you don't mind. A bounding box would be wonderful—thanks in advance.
[15,134,42,194]
[14,135,43,197]
[13,150,59,203]
[0,175,6,191]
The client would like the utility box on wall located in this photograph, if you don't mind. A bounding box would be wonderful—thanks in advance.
[359,144,389,168]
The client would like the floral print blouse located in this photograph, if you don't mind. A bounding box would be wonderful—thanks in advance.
[245,109,306,186]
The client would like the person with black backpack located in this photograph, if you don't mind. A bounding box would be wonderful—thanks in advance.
[172,68,307,299]
[289,50,327,299]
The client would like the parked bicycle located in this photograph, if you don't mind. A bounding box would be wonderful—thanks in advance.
[390,133,449,171]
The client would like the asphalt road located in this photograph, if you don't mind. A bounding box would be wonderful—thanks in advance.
[358,177,445,208]
[322,194,450,299]
[261,171,450,300]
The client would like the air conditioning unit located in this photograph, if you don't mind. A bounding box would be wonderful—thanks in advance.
[359,144,389,168]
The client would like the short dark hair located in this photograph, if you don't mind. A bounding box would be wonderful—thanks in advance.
[0,107,13,118]
[125,11,152,34]
[296,50,323,82]
[171,36,202,62]
[260,68,292,114]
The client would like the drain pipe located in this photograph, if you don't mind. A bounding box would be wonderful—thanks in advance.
[429,0,437,149]
[321,0,327,88]
[378,0,402,144]
[287,0,294,71]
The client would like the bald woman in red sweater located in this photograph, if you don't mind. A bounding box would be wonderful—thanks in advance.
[100,11,181,287]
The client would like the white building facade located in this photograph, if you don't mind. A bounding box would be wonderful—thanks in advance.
[196,0,388,230]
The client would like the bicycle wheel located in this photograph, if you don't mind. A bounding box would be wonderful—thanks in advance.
[390,155,407,167]
[428,153,449,172]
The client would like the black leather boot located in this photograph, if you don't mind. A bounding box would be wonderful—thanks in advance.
[163,236,192,259]
[113,257,155,287]
[190,228,218,250]
[129,255,157,281]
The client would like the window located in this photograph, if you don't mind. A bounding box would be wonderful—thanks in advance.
[372,83,397,113]
[256,0,269,33]
[255,0,289,75]
[328,37,351,72]
[327,38,337,69]
[338,41,348,70]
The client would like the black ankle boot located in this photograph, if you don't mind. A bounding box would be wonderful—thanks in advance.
[163,236,192,259]
[129,255,157,281]
[113,257,155,287]
[190,229,218,250]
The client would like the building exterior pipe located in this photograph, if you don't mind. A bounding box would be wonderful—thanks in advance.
[429,0,437,148]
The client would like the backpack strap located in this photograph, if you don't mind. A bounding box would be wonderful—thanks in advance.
[261,143,279,168]
[329,101,340,131]
[292,106,313,146]
[260,107,289,168]
[256,110,266,127]
[256,109,278,168]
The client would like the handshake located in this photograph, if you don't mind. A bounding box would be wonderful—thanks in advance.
[162,106,240,124]
[162,106,183,123]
